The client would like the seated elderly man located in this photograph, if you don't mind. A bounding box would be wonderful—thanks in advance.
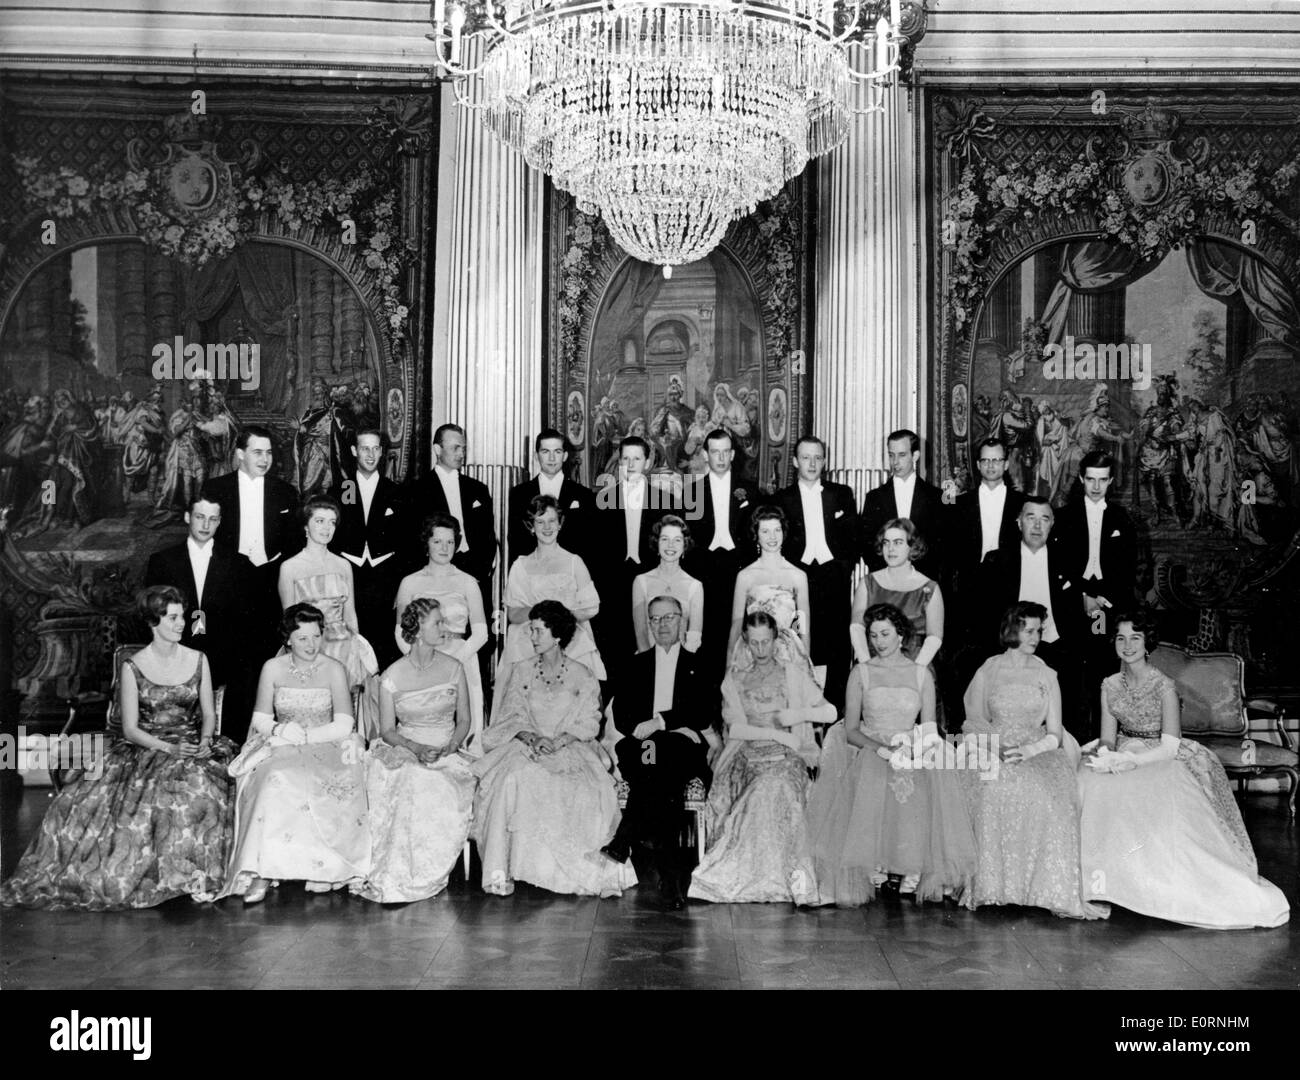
[603,595,716,910]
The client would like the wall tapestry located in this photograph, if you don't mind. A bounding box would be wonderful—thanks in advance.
[545,178,812,494]
[928,87,1300,686]
[0,77,436,722]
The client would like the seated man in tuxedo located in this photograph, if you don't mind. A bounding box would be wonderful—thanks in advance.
[603,595,715,910]
[200,424,303,693]
[859,428,945,582]
[773,434,859,710]
[144,494,257,743]
[507,427,594,567]
[332,428,408,672]
[981,495,1087,740]
[1051,450,1139,733]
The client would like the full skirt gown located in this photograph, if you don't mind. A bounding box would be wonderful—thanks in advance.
[1,656,235,910]
[219,686,370,895]
[1078,671,1288,929]
[353,680,476,903]
[472,658,635,896]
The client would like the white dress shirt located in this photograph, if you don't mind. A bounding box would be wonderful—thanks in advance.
[434,463,470,553]
[1083,499,1106,580]
[623,477,646,562]
[1018,543,1060,643]
[977,482,1008,559]
[236,471,268,566]
[346,471,392,567]
[653,641,681,715]
[707,471,735,551]
[537,472,563,499]
[893,473,917,521]
[798,480,834,565]
[187,537,213,604]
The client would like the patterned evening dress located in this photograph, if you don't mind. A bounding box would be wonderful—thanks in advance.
[1,655,235,910]
[688,659,826,905]
[961,653,1105,919]
[472,657,635,897]
[728,583,812,674]
[220,687,370,895]
[290,572,378,689]
[808,663,977,907]
[1078,671,1288,928]
[353,679,477,903]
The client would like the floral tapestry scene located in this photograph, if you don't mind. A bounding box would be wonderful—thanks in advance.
[546,179,810,493]
[0,77,435,725]
[929,88,1300,684]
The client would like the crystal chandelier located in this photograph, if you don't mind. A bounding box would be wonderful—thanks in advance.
[429,1,914,268]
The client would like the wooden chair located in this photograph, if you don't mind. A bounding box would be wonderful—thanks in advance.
[1148,643,1296,819]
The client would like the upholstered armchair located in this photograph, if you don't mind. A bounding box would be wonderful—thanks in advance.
[1149,644,1297,820]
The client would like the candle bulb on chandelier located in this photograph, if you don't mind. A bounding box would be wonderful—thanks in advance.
[663,265,673,280]
[449,3,465,59]
[891,0,902,30]
[432,0,445,33]
[875,16,891,74]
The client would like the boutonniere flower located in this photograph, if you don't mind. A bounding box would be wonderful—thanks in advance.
[733,488,748,503]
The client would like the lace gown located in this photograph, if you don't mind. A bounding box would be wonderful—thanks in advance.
[394,574,486,751]
[353,681,477,903]
[1078,672,1289,929]
[1,657,236,910]
[808,665,977,907]
[961,654,1105,919]
[688,661,825,905]
[471,658,635,896]
[220,687,370,895]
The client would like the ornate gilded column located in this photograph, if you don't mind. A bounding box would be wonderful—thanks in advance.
[814,60,919,499]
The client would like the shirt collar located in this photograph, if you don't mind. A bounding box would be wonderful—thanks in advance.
[1085,498,1107,515]
[979,481,1006,496]
[656,641,681,660]
[1021,542,1048,559]
[433,463,459,481]
[798,478,823,494]
[187,537,213,557]
[894,472,917,489]
[237,470,263,487]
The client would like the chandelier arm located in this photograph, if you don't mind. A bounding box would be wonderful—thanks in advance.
[828,0,867,45]
[426,29,495,78]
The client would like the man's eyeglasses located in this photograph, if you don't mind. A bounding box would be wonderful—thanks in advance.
[647,614,681,625]
[978,458,1007,465]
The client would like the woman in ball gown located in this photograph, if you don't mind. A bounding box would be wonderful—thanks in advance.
[391,512,488,750]
[494,495,604,717]
[688,610,835,905]
[960,602,1105,920]
[278,494,378,728]
[219,603,370,903]
[631,514,704,653]
[808,604,976,907]
[471,600,636,898]
[850,518,944,671]
[1078,612,1289,929]
[2,586,236,910]
[353,598,477,904]
[726,506,812,671]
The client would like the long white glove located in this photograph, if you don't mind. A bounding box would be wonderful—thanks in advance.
[778,703,837,727]
[1116,733,1180,768]
[303,713,355,744]
[914,635,942,669]
[1011,732,1058,761]
[849,622,870,663]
